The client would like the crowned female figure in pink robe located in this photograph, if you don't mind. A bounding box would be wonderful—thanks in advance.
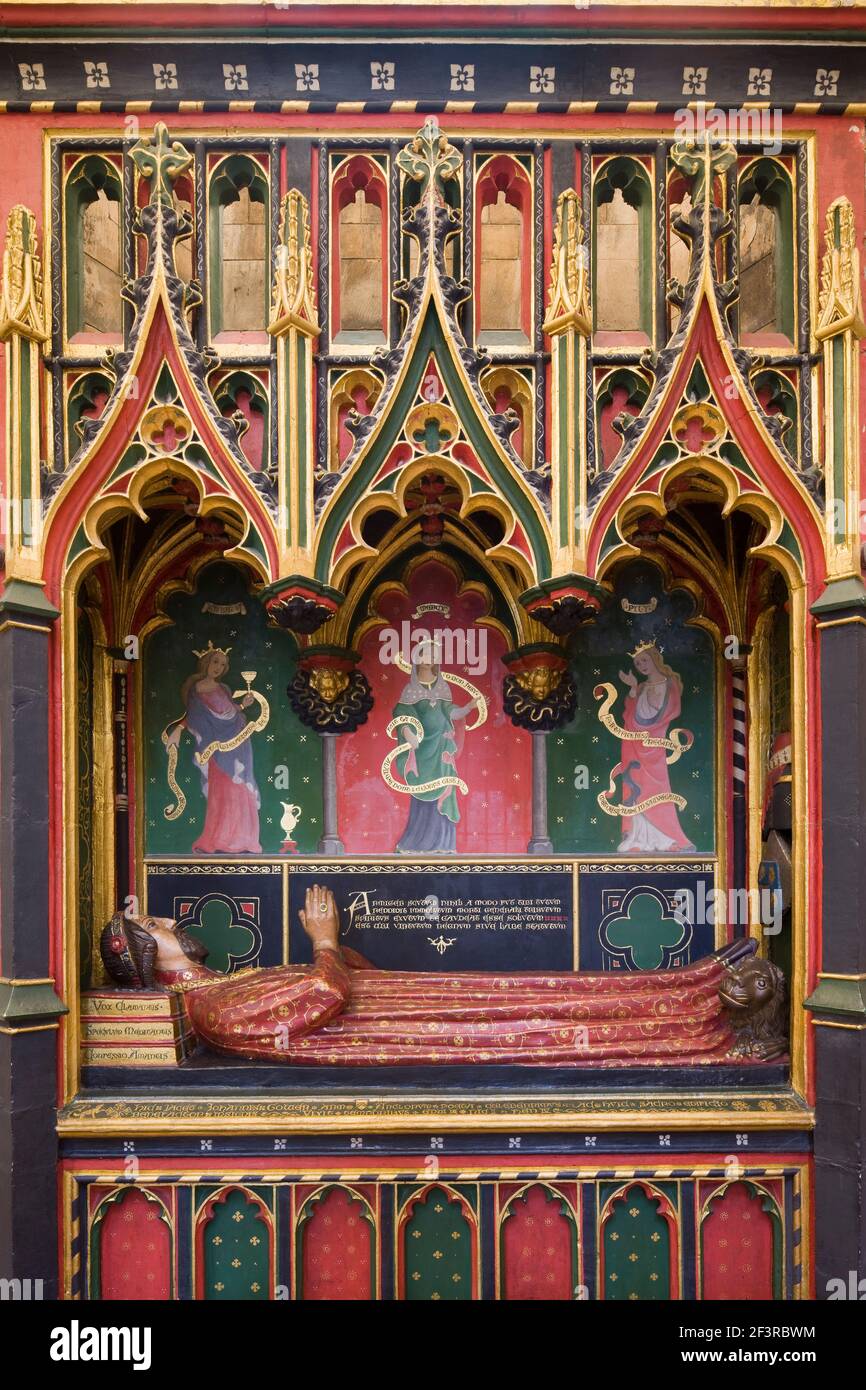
[615,643,695,854]
[165,644,262,854]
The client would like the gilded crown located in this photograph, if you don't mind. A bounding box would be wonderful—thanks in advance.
[629,639,662,659]
[192,639,232,659]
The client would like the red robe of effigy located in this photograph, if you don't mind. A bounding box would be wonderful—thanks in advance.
[163,942,754,1067]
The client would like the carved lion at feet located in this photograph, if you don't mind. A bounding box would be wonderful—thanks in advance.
[719,956,788,1062]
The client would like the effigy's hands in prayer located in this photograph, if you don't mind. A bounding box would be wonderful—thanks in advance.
[299,885,341,954]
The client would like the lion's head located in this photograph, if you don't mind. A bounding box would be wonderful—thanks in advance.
[719,956,788,1059]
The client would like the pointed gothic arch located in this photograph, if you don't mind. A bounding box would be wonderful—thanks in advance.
[64,153,123,343]
[475,153,533,346]
[331,153,389,344]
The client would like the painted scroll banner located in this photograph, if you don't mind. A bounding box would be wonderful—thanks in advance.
[288,862,573,972]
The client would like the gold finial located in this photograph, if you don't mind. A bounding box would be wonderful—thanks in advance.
[269,188,319,337]
[0,205,48,343]
[816,196,866,341]
[543,189,591,336]
[129,122,193,205]
[396,118,461,200]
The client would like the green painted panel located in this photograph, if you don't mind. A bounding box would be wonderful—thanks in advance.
[777,520,802,567]
[603,1185,672,1301]
[548,560,716,855]
[67,522,90,567]
[645,442,681,477]
[719,440,758,484]
[107,443,148,483]
[238,521,270,570]
[202,1188,271,1300]
[182,442,223,482]
[401,1185,474,1301]
[142,561,322,855]
[557,339,569,545]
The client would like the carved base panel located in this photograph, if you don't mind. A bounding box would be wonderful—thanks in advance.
[62,1150,810,1301]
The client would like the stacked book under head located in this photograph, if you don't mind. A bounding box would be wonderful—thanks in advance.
[80,989,196,1067]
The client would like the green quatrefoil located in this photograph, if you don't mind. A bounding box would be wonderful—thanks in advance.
[602,889,688,971]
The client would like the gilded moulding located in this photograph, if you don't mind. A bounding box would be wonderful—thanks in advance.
[57,1089,813,1137]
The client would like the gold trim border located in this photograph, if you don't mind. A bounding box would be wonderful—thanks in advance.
[57,1091,814,1137]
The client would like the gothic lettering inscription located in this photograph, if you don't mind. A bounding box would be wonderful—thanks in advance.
[288,867,574,972]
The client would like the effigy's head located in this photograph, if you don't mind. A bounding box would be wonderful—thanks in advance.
[100,912,208,989]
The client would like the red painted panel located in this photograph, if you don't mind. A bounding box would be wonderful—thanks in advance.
[300,1186,374,1300]
[97,1188,171,1300]
[501,1184,575,1300]
[336,554,532,854]
[701,1182,775,1301]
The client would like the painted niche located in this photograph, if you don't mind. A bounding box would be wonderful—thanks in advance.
[549,561,716,856]
[143,563,322,856]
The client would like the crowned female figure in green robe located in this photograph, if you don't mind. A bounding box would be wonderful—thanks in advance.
[391,653,480,853]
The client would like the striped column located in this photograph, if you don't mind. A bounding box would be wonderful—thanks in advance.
[730,657,749,914]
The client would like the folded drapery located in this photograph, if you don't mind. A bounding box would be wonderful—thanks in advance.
[178,939,760,1067]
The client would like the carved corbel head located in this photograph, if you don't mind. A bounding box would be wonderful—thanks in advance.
[287,647,373,733]
[502,646,576,732]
